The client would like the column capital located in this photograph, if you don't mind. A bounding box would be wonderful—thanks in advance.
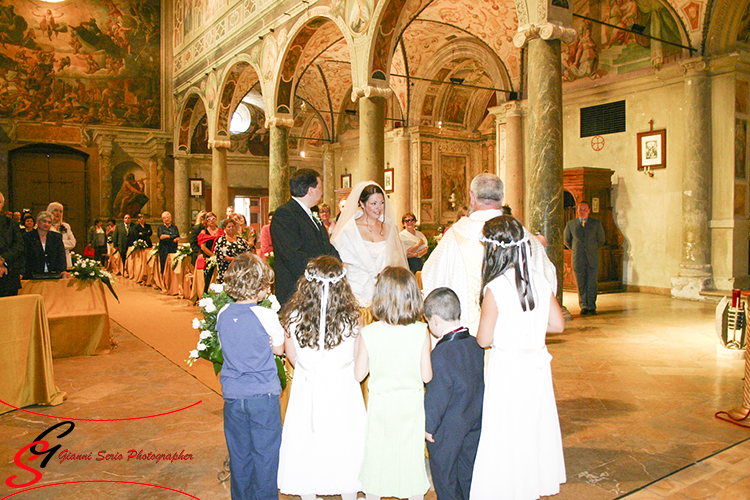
[351,85,393,102]
[210,139,231,149]
[264,115,295,128]
[174,150,189,159]
[513,22,577,48]
[489,101,525,119]
[680,57,710,75]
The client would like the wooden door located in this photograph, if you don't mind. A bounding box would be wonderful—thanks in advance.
[10,146,88,255]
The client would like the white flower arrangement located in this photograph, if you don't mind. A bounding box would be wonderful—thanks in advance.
[70,254,118,301]
[172,243,193,270]
[187,286,287,387]
[147,242,160,263]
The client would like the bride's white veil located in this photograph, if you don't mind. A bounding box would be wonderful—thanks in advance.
[330,180,407,269]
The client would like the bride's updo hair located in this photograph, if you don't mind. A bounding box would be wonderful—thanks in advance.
[358,184,384,207]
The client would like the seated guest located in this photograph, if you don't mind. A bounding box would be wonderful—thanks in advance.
[0,191,25,297]
[21,213,35,232]
[87,218,108,265]
[157,211,180,273]
[133,213,153,247]
[24,211,67,278]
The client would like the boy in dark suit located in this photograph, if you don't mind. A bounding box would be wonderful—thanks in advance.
[424,287,484,500]
[270,168,339,305]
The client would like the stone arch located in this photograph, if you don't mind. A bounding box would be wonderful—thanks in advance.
[175,90,208,154]
[409,39,513,129]
[704,0,750,54]
[273,10,355,117]
[215,59,262,140]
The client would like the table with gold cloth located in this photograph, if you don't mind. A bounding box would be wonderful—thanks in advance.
[0,294,67,415]
[107,243,123,276]
[126,248,149,283]
[187,266,216,302]
[161,254,193,298]
[19,279,114,358]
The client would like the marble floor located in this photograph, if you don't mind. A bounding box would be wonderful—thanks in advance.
[1,288,748,500]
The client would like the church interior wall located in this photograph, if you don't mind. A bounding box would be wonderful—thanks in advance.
[560,70,689,291]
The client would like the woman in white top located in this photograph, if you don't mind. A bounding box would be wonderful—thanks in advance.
[47,201,76,269]
[399,212,428,274]
[330,182,407,307]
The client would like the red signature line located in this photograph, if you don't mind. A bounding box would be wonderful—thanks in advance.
[0,400,202,421]
[0,480,201,499]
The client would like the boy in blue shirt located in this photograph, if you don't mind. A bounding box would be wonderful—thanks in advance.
[217,252,284,500]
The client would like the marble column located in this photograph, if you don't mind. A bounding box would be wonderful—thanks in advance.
[671,58,713,299]
[358,95,385,185]
[174,153,189,237]
[491,101,525,223]
[95,133,116,217]
[155,156,166,213]
[211,140,229,216]
[268,120,292,210]
[322,143,336,209]
[392,129,411,218]
[526,37,564,298]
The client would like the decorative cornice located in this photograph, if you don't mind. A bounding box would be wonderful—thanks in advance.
[513,22,577,48]
[489,101,525,119]
[680,57,709,75]
[264,115,295,128]
[351,85,393,102]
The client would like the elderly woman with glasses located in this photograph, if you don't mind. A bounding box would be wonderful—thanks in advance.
[399,212,428,274]
[23,211,68,278]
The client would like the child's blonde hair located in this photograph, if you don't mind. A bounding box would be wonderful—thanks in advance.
[224,252,273,301]
[281,256,359,349]
[372,266,424,326]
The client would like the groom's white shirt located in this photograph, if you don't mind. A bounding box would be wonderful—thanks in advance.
[422,209,557,333]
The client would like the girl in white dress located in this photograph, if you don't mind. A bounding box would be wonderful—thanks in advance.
[278,255,366,500]
[331,182,407,307]
[470,215,566,500]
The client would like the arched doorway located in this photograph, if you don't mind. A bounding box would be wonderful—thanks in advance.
[10,144,89,255]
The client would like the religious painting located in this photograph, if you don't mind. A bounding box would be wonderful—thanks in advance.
[421,202,435,223]
[421,165,432,199]
[422,94,435,116]
[737,80,748,114]
[564,0,683,83]
[735,184,747,217]
[189,178,204,197]
[384,168,394,193]
[347,0,372,35]
[191,114,210,154]
[443,88,472,125]
[111,161,149,218]
[682,2,701,31]
[637,129,666,171]
[440,155,467,214]
[341,174,351,189]
[421,141,432,161]
[0,0,161,128]
[739,3,750,45]
[736,119,747,180]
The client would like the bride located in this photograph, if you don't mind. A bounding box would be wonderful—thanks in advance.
[331,181,407,307]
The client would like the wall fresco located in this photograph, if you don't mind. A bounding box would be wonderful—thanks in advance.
[0,0,160,128]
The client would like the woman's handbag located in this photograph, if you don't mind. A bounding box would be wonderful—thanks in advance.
[195,254,206,270]
[84,244,96,258]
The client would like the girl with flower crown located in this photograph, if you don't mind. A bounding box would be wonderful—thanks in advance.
[278,255,366,500]
[470,215,566,500]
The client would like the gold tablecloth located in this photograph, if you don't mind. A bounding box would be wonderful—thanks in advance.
[187,267,215,302]
[107,243,123,276]
[0,294,67,415]
[162,255,192,298]
[19,279,113,358]
[142,252,160,287]
[126,248,149,283]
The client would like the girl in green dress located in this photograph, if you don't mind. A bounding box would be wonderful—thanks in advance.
[354,266,432,500]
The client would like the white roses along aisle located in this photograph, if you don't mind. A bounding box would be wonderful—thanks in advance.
[187,283,288,387]
[70,252,119,301]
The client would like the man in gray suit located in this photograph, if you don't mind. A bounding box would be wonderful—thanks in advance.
[564,200,605,316]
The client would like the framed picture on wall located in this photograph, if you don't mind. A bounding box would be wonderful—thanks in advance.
[189,178,204,197]
[341,174,351,189]
[191,209,199,221]
[384,168,394,193]
[637,129,666,171]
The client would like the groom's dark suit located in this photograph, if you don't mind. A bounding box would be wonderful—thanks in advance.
[270,198,339,305]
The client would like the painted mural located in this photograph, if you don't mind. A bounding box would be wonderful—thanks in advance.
[564,0,683,83]
[0,0,160,128]
[739,2,750,45]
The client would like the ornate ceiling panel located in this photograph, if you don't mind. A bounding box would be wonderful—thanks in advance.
[296,20,349,81]
[318,59,354,115]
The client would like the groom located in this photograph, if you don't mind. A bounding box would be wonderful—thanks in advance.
[271,168,340,305]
